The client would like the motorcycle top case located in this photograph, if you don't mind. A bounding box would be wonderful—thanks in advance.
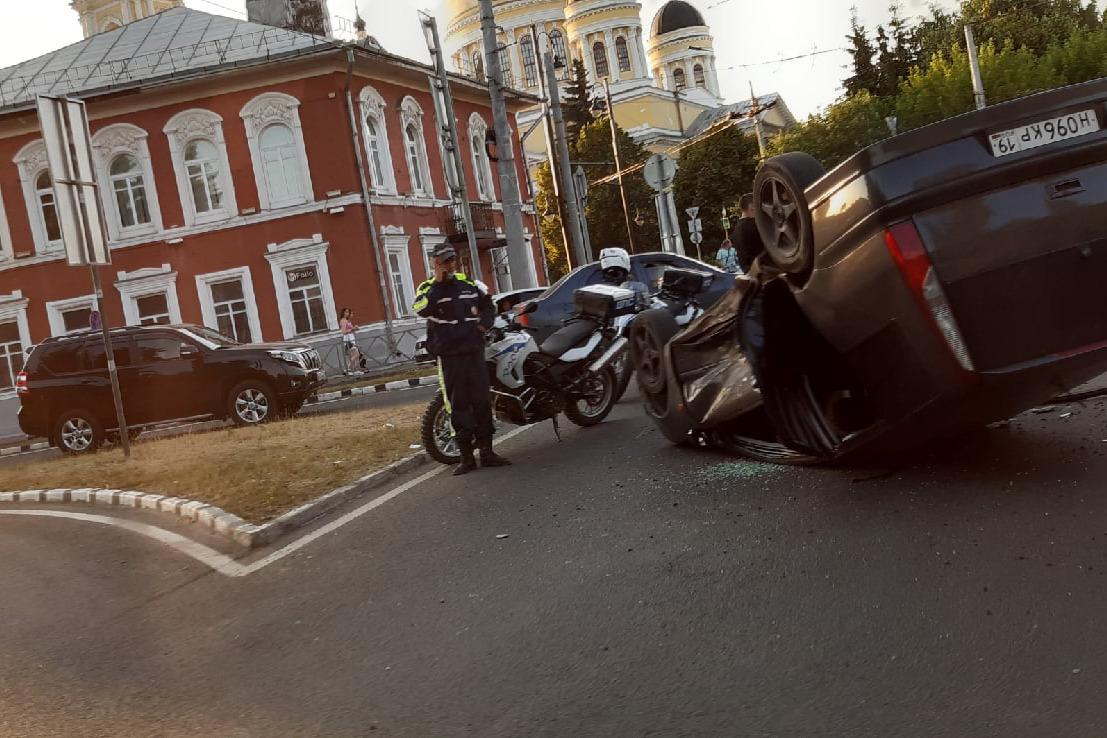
[661,268,710,297]
[573,284,638,321]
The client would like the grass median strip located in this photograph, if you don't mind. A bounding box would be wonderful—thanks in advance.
[0,403,425,523]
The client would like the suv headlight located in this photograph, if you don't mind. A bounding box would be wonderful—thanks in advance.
[268,349,307,368]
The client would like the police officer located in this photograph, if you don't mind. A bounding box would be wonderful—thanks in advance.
[598,247,649,306]
[413,244,510,476]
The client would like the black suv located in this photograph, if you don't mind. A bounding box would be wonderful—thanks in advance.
[17,324,325,454]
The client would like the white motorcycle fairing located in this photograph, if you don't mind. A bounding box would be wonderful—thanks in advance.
[488,329,538,390]
[557,332,603,363]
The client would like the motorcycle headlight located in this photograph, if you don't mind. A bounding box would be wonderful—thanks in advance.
[268,349,306,368]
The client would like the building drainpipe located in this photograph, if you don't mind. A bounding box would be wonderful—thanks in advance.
[344,48,397,356]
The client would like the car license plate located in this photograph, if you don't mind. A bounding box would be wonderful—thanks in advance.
[989,109,1100,157]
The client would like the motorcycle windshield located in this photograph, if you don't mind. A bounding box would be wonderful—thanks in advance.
[669,277,763,427]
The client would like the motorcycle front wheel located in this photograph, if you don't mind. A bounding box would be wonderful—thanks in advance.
[612,348,634,402]
[421,392,460,465]
[564,367,618,427]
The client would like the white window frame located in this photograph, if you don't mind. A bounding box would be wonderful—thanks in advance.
[91,123,163,241]
[418,229,445,282]
[13,140,63,255]
[195,266,263,344]
[468,113,495,202]
[359,85,397,195]
[0,290,30,392]
[398,96,434,198]
[46,294,98,336]
[382,234,416,319]
[163,109,238,227]
[264,235,339,340]
[240,92,314,211]
[114,264,182,326]
[0,185,14,262]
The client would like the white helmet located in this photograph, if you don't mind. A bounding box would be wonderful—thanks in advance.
[599,247,631,273]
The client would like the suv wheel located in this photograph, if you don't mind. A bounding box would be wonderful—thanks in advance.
[53,410,104,455]
[228,381,275,426]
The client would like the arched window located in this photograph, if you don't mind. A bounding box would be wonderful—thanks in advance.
[520,34,538,87]
[472,51,485,81]
[258,124,305,205]
[365,117,385,188]
[34,172,61,244]
[693,63,706,87]
[360,85,396,194]
[109,154,150,228]
[592,41,609,78]
[469,114,494,201]
[549,29,568,65]
[184,139,224,214]
[615,37,631,73]
[404,124,425,193]
[672,67,686,90]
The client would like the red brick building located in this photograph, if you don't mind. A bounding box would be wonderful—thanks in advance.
[0,7,542,387]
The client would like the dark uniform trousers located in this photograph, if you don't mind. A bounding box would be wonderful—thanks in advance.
[439,352,495,449]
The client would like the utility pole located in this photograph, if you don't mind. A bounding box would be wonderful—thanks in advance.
[603,79,636,253]
[531,23,572,268]
[477,0,537,288]
[749,81,766,158]
[543,49,589,268]
[965,25,987,110]
[419,13,482,281]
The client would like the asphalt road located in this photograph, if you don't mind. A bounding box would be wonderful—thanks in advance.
[2,390,1107,736]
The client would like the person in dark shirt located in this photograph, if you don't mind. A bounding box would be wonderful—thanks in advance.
[732,193,764,273]
[413,243,510,475]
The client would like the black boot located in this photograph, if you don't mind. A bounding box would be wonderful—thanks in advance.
[454,440,477,476]
[479,442,511,468]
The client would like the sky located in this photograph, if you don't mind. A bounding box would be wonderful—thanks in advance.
[2,0,969,119]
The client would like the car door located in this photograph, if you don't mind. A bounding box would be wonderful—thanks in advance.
[126,332,205,423]
[82,336,136,427]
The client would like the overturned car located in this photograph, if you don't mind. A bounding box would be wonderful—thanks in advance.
[632,76,1107,462]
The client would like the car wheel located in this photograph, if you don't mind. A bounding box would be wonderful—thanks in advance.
[630,309,679,394]
[564,367,618,427]
[227,380,276,426]
[753,152,826,280]
[421,392,460,465]
[53,410,104,455]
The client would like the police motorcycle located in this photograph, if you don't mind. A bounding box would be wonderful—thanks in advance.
[421,283,638,465]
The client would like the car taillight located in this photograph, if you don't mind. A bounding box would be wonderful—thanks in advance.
[884,221,975,373]
[516,313,530,327]
[15,371,28,395]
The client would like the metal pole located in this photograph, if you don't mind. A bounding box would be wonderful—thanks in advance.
[478,0,537,289]
[344,49,396,353]
[90,265,130,457]
[965,25,987,110]
[665,188,684,255]
[532,23,572,267]
[749,81,766,158]
[544,50,589,268]
[603,79,636,253]
[518,119,551,284]
[420,15,482,282]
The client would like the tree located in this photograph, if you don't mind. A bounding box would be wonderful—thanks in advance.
[533,161,570,281]
[560,59,595,148]
[574,117,659,258]
[843,7,880,96]
[673,126,761,256]
[767,91,893,170]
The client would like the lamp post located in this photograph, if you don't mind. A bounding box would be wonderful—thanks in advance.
[530,24,574,270]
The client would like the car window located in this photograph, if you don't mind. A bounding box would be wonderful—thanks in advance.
[638,256,719,292]
[37,343,84,375]
[134,335,190,363]
[84,338,133,371]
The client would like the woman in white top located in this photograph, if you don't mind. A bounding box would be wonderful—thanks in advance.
[339,307,367,374]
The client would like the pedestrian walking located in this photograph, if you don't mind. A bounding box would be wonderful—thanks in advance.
[339,308,368,374]
[715,237,739,274]
[413,243,510,476]
[732,193,765,273]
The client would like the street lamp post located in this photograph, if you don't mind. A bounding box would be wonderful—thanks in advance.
[601,79,636,253]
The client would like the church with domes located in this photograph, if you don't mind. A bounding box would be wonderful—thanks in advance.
[444,0,793,164]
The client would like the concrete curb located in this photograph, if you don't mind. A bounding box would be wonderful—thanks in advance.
[0,440,50,457]
[0,451,432,549]
[305,375,437,405]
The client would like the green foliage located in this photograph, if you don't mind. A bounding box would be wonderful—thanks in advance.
[844,7,880,96]
[575,117,660,258]
[560,59,595,148]
[533,161,570,281]
[767,91,893,169]
[672,127,761,256]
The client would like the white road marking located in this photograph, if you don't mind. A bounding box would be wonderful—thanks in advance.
[238,424,534,576]
[0,509,248,576]
[0,424,535,578]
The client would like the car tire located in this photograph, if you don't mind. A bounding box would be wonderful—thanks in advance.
[630,309,679,394]
[52,409,104,455]
[564,367,618,427]
[421,392,460,465]
[753,152,826,280]
[227,380,276,426]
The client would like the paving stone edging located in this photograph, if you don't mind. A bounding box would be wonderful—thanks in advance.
[0,452,431,548]
[305,375,437,405]
[0,440,50,457]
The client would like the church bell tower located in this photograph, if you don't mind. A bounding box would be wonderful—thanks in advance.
[72,0,184,38]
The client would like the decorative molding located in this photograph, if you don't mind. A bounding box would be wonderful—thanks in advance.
[194,266,263,344]
[162,108,238,227]
[45,293,97,337]
[358,84,398,195]
[12,139,61,256]
[114,264,181,326]
[398,96,435,198]
[239,92,314,211]
[263,237,338,339]
[379,225,405,236]
[90,122,164,241]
